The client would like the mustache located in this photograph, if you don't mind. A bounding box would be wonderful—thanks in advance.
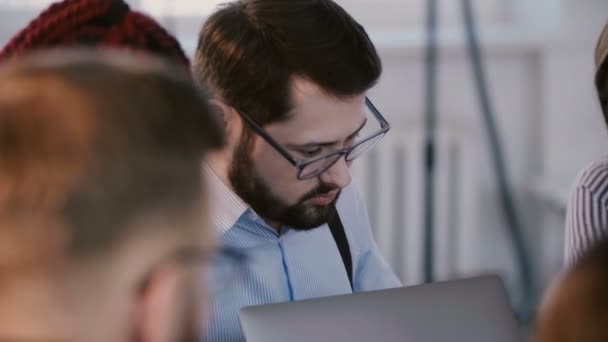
[299,184,339,202]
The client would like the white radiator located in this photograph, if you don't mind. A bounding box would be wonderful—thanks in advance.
[351,118,480,285]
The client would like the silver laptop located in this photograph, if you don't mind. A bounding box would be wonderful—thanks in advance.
[239,275,522,342]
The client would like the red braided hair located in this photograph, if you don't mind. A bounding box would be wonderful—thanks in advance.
[0,0,189,67]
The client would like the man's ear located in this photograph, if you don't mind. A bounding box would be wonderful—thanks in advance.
[208,99,242,149]
[131,265,185,342]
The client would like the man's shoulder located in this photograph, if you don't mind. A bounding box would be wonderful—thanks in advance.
[572,156,608,195]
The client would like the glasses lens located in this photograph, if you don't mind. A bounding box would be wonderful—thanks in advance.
[299,153,342,179]
[205,248,247,295]
[346,132,385,162]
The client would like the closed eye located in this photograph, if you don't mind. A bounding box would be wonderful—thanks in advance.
[299,147,323,158]
[345,133,359,145]
[286,118,368,149]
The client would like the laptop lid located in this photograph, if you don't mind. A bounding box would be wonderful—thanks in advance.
[239,275,522,342]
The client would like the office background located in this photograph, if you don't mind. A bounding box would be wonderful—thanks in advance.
[2,0,607,313]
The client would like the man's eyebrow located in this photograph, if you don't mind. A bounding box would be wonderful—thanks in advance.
[286,118,367,149]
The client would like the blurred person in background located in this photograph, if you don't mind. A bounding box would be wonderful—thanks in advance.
[0,0,189,66]
[193,0,401,339]
[535,236,608,342]
[565,23,608,264]
[0,49,227,342]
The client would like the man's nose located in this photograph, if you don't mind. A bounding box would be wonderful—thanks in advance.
[319,156,352,189]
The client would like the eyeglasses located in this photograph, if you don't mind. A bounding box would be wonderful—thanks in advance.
[138,246,248,296]
[236,97,390,179]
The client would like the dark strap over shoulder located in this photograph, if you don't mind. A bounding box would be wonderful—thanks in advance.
[328,205,353,290]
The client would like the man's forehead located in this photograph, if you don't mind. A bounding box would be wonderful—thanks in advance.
[289,76,366,109]
[290,76,326,99]
[263,81,367,144]
[283,77,366,125]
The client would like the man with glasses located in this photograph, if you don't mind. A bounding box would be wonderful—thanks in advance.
[0,50,244,342]
[193,0,401,340]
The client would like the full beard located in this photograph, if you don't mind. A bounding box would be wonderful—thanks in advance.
[228,139,340,230]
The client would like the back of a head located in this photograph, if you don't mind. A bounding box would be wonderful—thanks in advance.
[0,0,189,66]
[535,237,608,342]
[0,49,223,340]
[0,51,223,342]
[193,0,381,124]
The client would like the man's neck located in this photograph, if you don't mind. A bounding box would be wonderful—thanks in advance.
[205,151,232,187]
[205,152,282,232]
[266,219,282,232]
[0,274,72,341]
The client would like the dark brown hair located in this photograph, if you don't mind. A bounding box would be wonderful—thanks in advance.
[193,0,381,125]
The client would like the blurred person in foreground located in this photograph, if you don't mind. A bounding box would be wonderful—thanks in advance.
[0,49,227,342]
[565,22,608,264]
[535,236,608,342]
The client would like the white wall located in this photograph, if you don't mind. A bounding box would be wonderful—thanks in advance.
[371,0,608,298]
[339,0,608,299]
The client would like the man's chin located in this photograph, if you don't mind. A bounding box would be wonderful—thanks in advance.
[279,204,334,231]
[287,220,327,231]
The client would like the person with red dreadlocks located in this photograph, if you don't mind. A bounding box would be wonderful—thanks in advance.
[0,0,189,67]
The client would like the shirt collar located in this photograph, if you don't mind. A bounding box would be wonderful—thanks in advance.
[204,163,249,235]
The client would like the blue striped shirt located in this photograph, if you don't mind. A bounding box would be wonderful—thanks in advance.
[565,157,608,265]
[204,167,401,341]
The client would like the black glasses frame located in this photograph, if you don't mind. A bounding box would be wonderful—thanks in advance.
[236,97,390,179]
